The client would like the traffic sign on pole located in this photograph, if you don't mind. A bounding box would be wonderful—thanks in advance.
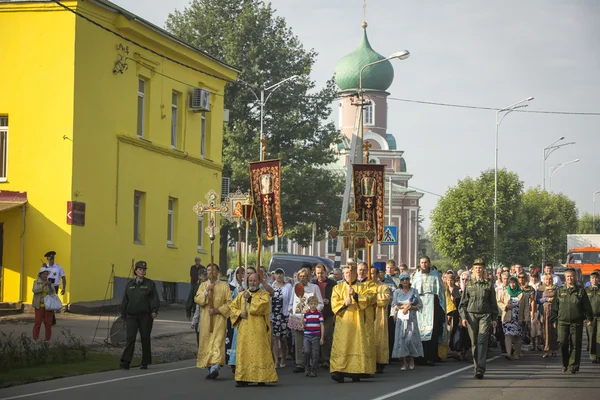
[381,225,397,245]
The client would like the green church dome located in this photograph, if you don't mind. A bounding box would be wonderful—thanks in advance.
[334,24,394,93]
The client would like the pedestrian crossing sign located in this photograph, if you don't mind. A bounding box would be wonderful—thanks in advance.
[381,226,397,245]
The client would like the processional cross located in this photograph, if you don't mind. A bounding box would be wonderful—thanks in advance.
[329,209,375,261]
[192,189,229,333]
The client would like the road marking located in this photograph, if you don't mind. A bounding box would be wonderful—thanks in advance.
[0,365,196,400]
[153,319,190,324]
[370,356,501,400]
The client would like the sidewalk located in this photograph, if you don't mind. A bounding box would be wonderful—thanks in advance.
[0,307,192,346]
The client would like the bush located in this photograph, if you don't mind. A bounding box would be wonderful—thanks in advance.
[0,329,87,371]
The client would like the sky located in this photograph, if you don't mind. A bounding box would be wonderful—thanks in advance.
[112,0,600,230]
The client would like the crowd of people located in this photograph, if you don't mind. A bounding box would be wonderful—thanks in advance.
[114,256,600,386]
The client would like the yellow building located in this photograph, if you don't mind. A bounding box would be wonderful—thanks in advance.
[0,0,238,307]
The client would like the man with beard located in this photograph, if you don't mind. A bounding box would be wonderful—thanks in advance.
[195,263,231,380]
[330,264,376,383]
[412,256,446,366]
[229,273,278,387]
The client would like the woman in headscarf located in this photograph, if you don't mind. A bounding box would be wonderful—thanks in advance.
[438,271,456,360]
[447,272,471,360]
[497,276,523,360]
[538,273,558,358]
[390,273,424,370]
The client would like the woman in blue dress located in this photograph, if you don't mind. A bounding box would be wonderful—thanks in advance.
[391,273,424,370]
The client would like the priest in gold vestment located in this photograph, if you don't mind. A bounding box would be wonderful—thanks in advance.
[330,264,377,383]
[195,264,231,379]
[229,273,278,387]
[371,266,391,373]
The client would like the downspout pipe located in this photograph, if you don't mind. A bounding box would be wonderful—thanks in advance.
[19,203,26,303]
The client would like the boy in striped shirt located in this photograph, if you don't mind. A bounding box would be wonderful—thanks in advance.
[303,296,325,377]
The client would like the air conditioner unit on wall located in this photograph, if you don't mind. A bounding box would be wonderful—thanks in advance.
[189,88,210,112]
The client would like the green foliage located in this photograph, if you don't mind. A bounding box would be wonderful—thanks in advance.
[226,249,273,270]
[430,259,458,273]
[0,329,87,372]
[430,168,523,266]
[166,1,344,246]
[430,169,579,267]
[577,212,599,234]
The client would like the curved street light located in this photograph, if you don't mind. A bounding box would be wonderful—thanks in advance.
[542,137,575,191]
[493,96,534,266]
[238,75,300,160]
[548,159,580,191]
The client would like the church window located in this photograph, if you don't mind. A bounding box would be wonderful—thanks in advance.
[363,102,374,125]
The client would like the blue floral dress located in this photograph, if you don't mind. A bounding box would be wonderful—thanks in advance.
[502,296,521,336]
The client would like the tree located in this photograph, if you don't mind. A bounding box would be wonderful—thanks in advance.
[429,169,523,266]
[519,188,578,266]
[577,212,599,234]
[165,1,344,249]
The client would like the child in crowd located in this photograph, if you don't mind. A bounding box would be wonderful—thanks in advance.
[303,296,324,377]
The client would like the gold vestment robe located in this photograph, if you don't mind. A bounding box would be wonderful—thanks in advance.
[229,289,278,383]
[195,280,231,368]
[330,280,377,375]
[374,281,391,364]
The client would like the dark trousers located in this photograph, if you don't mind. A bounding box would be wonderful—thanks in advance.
[421,297,443,364]
[52,286,60,324]
[466,313,492,374]
[587,318,600,361]
[495,316,506,353]
[388,311,396,359]
[121,313,154,366]
[557,322,583,371]
[303,335,320,372]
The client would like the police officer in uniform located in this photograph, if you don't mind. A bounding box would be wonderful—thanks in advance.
[585,270,600,363]
[458,258,498,379]
[120,261,160,370]
[551,268,593,373]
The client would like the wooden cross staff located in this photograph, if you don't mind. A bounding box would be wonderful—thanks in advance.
[193,189,229,333]
[329,209,374,265]
[260,137,268,161]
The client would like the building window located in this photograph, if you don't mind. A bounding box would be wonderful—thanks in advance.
[200,112,207,157]
[133,191,145,243]
[327,237,337,254]
[0,116,7,181]
[363,102,374,125]
[279,236,288,253]
[137,78,146,137]
[167,197,177,246]
[171,92,178,147]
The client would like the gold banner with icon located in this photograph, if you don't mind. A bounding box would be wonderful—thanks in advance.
[352,164,385,243]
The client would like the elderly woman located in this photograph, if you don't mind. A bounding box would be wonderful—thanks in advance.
[32,266,56,341]
[391,273,424,370]
[497,276,523,360]
[538,273,558,358]
[447,273,470,360]
[270,268,293,368]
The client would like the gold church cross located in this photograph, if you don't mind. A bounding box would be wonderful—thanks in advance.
[329,209,374,261]
[192,189,229,265]
[363,141,372,163]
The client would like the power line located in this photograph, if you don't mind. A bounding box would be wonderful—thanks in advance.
[50,0,236,84]
[388,97,600,116]
[407,186,443,198]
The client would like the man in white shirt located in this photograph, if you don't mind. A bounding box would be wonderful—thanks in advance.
[44,251,66,325]
[544,263,563,288]
[290,267,323,373]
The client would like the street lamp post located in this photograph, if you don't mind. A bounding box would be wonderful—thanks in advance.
[542,137,576,191]
[356,51,409,163]
[493,97,534,266]
[592,190,600,232]
[548,159,580,191]
[239,75,299,161]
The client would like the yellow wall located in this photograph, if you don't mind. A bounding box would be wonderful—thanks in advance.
[68,1,236,302]
[0,2,75,303]
[0,0,237,304]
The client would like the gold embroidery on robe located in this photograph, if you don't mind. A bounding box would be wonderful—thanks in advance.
[195,280,231,368]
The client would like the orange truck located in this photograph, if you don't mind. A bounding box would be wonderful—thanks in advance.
[566,234,600,275]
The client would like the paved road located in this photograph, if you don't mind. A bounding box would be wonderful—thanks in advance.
[1,350,598,400]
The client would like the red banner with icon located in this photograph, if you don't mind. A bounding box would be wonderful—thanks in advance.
[249,159,283,240]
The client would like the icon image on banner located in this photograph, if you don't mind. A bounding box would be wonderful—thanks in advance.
[381,225,397,245]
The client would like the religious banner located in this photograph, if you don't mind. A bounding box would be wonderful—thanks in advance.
[249,159,283,240]
[352,164,385,242]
